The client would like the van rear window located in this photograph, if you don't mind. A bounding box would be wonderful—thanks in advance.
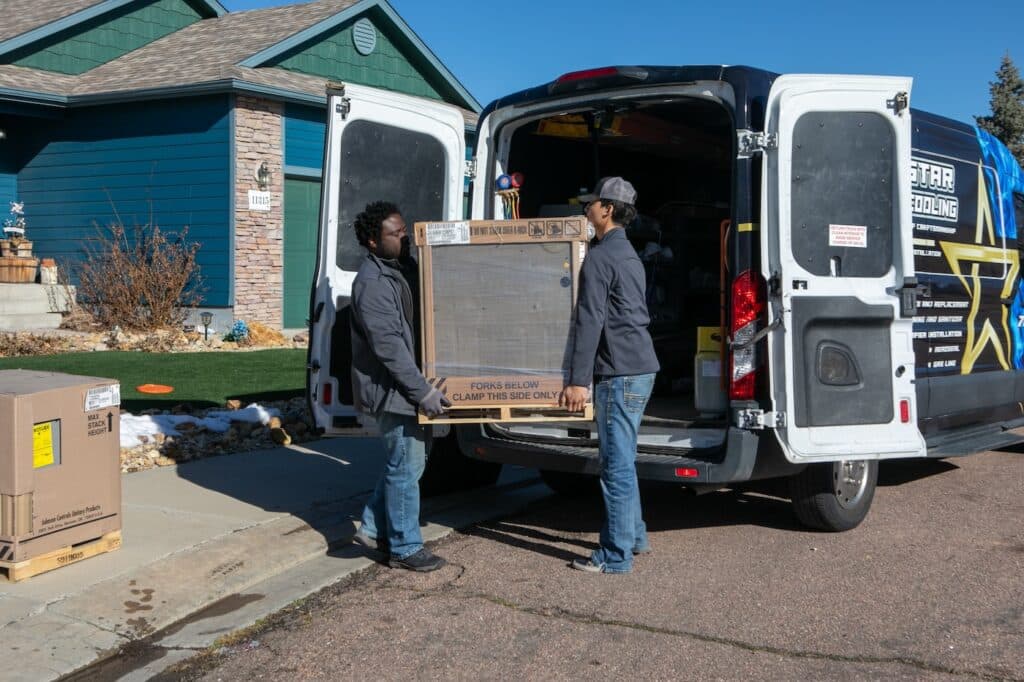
[336,120,446,271]
[790,111,894,278]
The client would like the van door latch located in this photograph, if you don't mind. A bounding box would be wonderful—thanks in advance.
[736,409,786,430]
[737,130,778,158]
[894,276,927,317]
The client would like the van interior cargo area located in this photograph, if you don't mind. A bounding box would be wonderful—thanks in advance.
[496,97,735,446]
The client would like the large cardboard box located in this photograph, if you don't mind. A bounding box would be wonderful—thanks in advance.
[413,217,592,424]
[0,370,122,572]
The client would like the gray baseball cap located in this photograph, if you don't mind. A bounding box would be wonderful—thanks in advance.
[578,176,637,205]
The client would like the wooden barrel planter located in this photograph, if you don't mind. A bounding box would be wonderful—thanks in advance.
[0,257,39,283]
[0,239,33,257]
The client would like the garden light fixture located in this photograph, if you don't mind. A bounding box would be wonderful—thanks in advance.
[200,311,213,340]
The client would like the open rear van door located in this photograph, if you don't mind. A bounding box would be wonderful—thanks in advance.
[308,83,466,435]
[760,74,926,462]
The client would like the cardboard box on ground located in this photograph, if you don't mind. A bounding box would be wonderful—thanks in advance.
[0,370,122,580]
[413,217,592,424]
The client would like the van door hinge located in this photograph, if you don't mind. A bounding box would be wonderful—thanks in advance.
[887,91,909,116]
[334,85,351,120]
[464,158,477,180]
[736,409,786,430]
[737,130,778,158]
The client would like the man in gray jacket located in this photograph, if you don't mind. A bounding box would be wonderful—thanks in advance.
[561,177,660,574]
[349,200,450,572]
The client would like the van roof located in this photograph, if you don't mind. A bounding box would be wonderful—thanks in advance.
[478,65,780,129]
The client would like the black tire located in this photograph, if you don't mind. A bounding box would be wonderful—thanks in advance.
[539,469,600,498]
[788,459,878,532]
[420,431,502,497]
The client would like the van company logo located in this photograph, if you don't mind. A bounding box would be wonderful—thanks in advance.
[937,163,1019,374]
[911,157,959,222]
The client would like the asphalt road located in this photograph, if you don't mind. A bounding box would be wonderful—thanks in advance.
[165,448,1024,681]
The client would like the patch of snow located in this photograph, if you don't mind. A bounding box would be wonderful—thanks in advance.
[120,403,280,448]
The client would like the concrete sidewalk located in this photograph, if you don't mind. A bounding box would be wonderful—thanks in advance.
[0,437,548,681]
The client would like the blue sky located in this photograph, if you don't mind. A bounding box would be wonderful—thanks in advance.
[222,0,1022,126]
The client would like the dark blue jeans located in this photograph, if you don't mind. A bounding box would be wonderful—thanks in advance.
[590,373,656,573]
[360,412,428,560]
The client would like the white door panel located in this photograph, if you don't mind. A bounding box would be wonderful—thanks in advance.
[761,75,926,462]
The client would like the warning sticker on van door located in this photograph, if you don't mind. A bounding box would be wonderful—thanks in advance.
[425,221,470,245]
[828,224,867,248]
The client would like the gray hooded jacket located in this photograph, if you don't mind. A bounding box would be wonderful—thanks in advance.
[350,253,434,416]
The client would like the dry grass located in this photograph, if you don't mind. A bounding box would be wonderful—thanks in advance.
[246,321,289,347]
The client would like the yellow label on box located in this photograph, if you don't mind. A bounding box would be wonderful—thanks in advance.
[33,421,55,468]
[697,326,724,354]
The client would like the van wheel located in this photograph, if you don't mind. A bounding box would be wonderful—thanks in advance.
[539,470,600,498]
[420,432,502,497]
[788,459,877,532]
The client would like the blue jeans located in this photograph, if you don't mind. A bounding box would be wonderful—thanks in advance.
[360,412,429,560]
[590,373,655,573]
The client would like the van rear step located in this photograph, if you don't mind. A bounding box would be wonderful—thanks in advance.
[420,403,593,425]
[926,423,1024,458]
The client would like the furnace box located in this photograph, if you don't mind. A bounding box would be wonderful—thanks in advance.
[0,370,122,567]
[413,217,592,424]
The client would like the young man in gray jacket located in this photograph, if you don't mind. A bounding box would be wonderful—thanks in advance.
[349,201,450,572]
[561,177,660,574]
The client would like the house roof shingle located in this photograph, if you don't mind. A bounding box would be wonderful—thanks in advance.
[0,0,478,125]
[0,0,104,44]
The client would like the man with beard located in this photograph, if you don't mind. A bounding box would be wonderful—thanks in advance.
[348,201,450,572]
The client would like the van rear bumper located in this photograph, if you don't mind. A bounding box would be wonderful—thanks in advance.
[456,425,773,484]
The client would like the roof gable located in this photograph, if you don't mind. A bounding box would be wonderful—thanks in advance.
[265,13,447,103]
[240,0,479,112]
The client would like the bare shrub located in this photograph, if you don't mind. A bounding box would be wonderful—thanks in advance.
[0,333,74,357]
[52,259,100,331]
[76,223,203,330]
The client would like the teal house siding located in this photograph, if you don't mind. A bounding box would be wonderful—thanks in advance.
[0,166,16,214]
[17,96,232,305]
[284,104,326,172]
[268,17,445,102]
[6,0,207,75]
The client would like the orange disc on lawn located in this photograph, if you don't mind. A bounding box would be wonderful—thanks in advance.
[136,384,174,394]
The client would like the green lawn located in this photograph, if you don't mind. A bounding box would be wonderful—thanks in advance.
[0,349,308,412]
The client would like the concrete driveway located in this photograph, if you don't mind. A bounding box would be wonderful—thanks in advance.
[170,447,1023,680]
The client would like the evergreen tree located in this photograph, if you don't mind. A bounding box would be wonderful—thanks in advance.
[976,54,1024,167]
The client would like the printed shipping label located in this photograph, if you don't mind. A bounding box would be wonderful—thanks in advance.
[425,221,471,246]
[85,384,121,411]
[828,224,868,248]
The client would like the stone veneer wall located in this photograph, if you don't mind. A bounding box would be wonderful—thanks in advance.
[233,96,284,328]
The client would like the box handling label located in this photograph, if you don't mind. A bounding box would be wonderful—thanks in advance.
[33,421,56,469]
[84,384,120,412]
[425,221,470,245]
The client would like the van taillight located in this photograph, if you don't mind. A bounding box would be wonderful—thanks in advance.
[730,270,766,400]
[549,67,649,93]
[322,382,333,405]
[555,67,621,84]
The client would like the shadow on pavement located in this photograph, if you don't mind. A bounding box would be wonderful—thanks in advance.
[464,457,968,560]
[173,437,381,550]
[877,458,958,486]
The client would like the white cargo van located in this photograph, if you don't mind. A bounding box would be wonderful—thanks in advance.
[308,67,1024,530]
